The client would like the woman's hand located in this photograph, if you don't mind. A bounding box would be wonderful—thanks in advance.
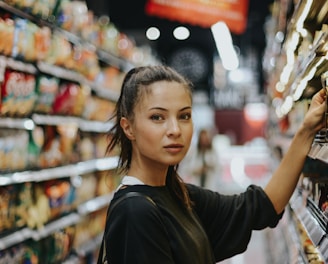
[303,88,327,133]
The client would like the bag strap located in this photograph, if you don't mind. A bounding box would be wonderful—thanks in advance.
[98,192,157,264]
[107,192,156,218]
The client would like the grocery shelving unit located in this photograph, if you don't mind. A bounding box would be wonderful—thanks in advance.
[264,0,328,262]
[0,1,156,262]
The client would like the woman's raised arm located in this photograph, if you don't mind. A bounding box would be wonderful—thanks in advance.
[264,89,327,214]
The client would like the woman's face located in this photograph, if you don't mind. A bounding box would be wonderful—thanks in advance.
[124,81,193,168]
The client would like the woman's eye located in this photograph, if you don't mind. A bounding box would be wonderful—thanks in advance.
[150,114,164,121]
[180,113,191,120]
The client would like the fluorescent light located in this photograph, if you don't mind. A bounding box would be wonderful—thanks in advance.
[211,21,239,71]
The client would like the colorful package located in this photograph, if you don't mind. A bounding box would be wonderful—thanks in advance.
[34,74,60,114]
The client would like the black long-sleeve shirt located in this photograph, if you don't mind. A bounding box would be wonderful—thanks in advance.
[101,184,283,264]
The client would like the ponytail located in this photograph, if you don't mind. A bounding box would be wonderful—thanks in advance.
[166,165,193,210]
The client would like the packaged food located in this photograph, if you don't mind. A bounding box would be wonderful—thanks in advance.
[0,69,37,117]
[79,132,94,161]
[15,182,33,228]
[27,126,45,169]
[1,69,24,116]
[55,0,89,35]
[31,0,58,19]
[82,95,115,121]
[41,228,74,263]
[52,82,87,116]
[0,129,29,171]
[44,179,75,219]
[45,32,74,69]
[39,125,62,168]
[74,172,97,206]
[0,16,15,56]
[16,72,37,117]
[73,46,100,80]
[94,132,110,158]
[56,124,79,163]
[26,183,51,229]
[96,170,118,196]
[12,18,39,62]
[34,74,60,114]
[39,124,79,168]
[95,66,124,92]
[0,185,16,233]
[11,18,27,59]
[34,26,52,61]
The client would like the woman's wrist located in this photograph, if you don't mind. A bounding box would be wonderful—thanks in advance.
[292,123,317,153]
[297,122,318,139]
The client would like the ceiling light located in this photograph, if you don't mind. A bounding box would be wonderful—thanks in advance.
[146,27,160,40]
[173,26,190,40]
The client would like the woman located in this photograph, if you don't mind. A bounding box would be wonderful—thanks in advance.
[98,65,326,264]
[182,128,222,190]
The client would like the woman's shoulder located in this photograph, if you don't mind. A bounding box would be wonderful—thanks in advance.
[186,183,213,197]
[109,186,162,217]
[108,191,157,220]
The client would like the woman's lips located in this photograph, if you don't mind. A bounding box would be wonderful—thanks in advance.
[164,144,184,154]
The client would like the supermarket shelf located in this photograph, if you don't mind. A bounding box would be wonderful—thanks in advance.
[37,61,121,102]
[0,156,119,186]
[32,114,114,132]
[0,115,114,133]
[0,55,37,75]
[78,193,113,215]
[0,1,134,71]
[0,193,112,251]
[289,190,328,262]
[75,233,103,257]
[0,213,79,250]
[287,211,309,263]
[0,227,33,252]
[30,213,81,241]
[318,236,328,263]
[289,191,326,246]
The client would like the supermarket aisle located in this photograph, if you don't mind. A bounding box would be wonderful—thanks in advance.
[180,136,283,264]
[211,136,277,264]
[218,230,271,264]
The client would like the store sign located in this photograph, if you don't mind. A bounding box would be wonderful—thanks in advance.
[215,89,244,109]
[145,0,249,34]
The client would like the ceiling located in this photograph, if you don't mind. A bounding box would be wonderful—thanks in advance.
[85,0,274,95]
[86,0,273,52]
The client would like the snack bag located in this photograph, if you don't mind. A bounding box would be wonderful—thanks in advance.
[34,74,59,114]
[16,72,37,116]
[0,17,15,56]
[1,69,37,117]
[52,82,86,116]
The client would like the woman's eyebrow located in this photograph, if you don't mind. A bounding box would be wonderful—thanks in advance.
[148,106,192,111]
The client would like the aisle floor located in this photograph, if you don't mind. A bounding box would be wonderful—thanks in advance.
[212,137,277,264]
[218,230,271,264]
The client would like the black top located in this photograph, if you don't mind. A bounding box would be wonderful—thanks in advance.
[101,184,283,264]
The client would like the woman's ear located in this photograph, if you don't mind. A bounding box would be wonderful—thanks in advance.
[120,117,135,140]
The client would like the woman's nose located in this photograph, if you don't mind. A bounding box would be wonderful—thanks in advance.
[167,119,181,136]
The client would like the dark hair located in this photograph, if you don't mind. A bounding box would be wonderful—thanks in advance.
[107,65,193,209]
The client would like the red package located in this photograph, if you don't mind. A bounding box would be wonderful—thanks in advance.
[0,69,37,117]
[52,82,86,116]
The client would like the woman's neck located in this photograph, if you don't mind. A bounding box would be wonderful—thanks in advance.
[127,166,168,186]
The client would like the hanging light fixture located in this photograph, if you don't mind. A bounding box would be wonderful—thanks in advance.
[211,21,239,71]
